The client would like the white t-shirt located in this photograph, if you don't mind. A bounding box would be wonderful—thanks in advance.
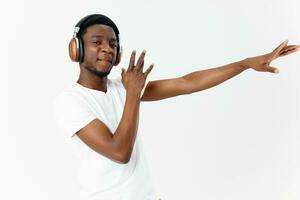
[53,77,159,200]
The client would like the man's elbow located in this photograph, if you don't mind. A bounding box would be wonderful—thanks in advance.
[117,154,130,164]
[113,150,131,164]
[120,156,130,164]
[179,77,193,95]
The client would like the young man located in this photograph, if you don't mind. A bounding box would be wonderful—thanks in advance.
[53,14,299,200]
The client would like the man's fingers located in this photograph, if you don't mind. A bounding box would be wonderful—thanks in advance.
[271,40,289,58]
[279,45,299,52]
[136,50,146,71]
[121,68,126,77]
[280,45,298,51]
[274,40,289,53]
[279,45,300,57]
[128,50,136,71]
[266,66,279,74]
[138,60,145,72]
[143,64,154,77]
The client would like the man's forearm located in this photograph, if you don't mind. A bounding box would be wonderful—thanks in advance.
[112,91,141,163]
[182,59,250,94]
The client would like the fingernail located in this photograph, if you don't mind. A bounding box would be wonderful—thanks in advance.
[143,50,147,54]
[274,69,279,73]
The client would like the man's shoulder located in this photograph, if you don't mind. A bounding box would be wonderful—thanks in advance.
[53,83,84,108]
[109,76,126,92]
[109,76,122,86]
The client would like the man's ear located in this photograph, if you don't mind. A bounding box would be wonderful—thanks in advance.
[114,46,122,66]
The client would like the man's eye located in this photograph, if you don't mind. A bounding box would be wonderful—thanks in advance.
[111,43,118,48]
[93,41,101,45]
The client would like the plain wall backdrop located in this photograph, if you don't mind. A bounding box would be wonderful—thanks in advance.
[0,0,299,199]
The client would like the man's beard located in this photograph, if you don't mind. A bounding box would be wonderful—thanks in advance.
[86,66,111,78]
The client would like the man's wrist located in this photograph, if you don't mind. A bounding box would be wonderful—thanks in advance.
[239,58,251,71]
[126,89,142,99]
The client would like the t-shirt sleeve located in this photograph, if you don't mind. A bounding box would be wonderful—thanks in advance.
[53,93,96,138]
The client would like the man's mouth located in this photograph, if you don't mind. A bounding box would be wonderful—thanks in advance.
[97,59,112,64]
[97,54,113,64]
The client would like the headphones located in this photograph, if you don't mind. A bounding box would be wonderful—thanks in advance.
[68,14,122,65]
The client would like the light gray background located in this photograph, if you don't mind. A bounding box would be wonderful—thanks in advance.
[0,0,299,199]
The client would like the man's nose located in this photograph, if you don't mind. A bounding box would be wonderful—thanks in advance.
[100,42,113,53]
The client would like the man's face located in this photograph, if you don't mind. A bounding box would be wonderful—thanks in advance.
[80,24,118,76]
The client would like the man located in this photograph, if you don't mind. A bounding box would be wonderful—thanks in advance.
[53,14,299,200]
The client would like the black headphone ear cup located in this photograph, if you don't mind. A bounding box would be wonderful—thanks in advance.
[69,37,80,62]
[78,37,84,63]
[114,46,122,66]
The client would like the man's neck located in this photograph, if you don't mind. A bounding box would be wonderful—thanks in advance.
[77,73,108,93]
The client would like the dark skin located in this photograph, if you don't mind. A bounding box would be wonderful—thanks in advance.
[76,24,153,163]
[77,24,119,93]
[76,24,299,164]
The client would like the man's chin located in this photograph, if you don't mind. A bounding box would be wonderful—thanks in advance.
[97,60,113,67]
[87,67,111,78]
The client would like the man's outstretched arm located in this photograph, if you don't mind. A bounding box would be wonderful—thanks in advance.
[141,40,299,101]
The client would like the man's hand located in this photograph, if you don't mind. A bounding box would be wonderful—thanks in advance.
[121,50,154,95]
[244,40,300,73]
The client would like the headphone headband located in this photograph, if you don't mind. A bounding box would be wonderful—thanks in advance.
[74,14,120,39]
